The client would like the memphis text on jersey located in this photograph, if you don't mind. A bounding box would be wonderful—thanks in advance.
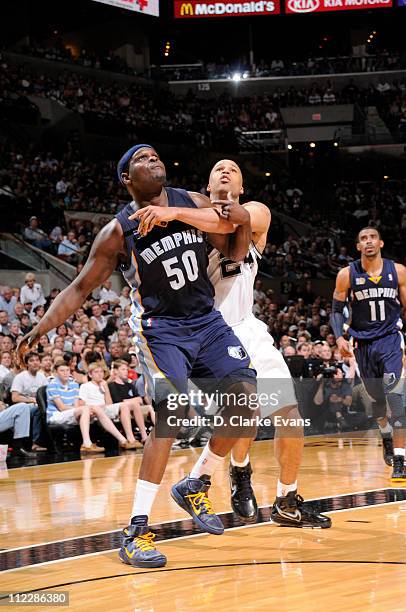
[353,286,398,301]
[139,229,204,264]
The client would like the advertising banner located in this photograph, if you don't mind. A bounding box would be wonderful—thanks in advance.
[91,0,159,16]
[174,1,280,18]
[285,0,392,13]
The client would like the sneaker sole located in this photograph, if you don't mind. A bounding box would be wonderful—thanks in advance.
[270,518,332,529]
[118,548,167,568]
[390,476,406,482]
[170,486,224,535]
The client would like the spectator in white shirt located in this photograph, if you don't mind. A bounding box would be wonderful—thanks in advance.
[10,352,47,451]
[23,216,52,250]
[20,273,46,309]
[99,280,120,305]
[57,231,80,262]
[78,363,140,449]
[119,286,131,309]
[0,287,17,319]
[90,304,107,332]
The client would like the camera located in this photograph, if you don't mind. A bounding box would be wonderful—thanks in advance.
[318,364,337,378]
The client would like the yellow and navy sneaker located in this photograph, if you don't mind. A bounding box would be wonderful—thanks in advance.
[391,455,406,482]
[229,462,258,523]
[119,520,167,568]
[271,491,332,529]
[171,474,224,535]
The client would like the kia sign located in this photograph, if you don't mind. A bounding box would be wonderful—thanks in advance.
[91,0,159,16]
[286,0,392,12]
[174,1,280,18]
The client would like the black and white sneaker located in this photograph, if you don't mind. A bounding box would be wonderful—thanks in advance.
[381,435,394,467]
[271,491,332,529]
[391,455,406,482]
[229,463,258,523]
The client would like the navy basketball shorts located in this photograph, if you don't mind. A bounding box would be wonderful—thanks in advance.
[354,332,404,410]
[133,309,256,406]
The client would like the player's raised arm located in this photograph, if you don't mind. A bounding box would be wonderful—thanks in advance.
[331,266,352,358]
[17,221,124,362]
[395,263,406,308]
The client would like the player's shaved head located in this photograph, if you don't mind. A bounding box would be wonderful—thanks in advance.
[207,159,244,199]
[357,226,382,243]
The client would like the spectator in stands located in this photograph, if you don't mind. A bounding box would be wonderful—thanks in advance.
[20,312,33,335]
[0,336,14,354]
[23,217,52,251]
[20,273,46,308]
[119,286,131,309]
[0,287,17,319]
[0,400,37,458]
[46,360,105,454]
[57,231,80,263]
[99,279,120,305]
[31,304,45,324]
[109,360,153,444]
[8,320,22,345]
[39,354,53,379]
[90,304,107,332]
[10,352,47,452]
[0,310,10,335]
[78,363,141,449]
[313,366,353,432]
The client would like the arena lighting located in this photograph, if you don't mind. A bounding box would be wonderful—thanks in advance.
[384,175,389,179]
[265,172,271,177]
[242,72,249,79]
[333,141,339,147]
[173,161,180,166]
[288,144,293,150]
[309,142,316,148]
[232,72,241,81]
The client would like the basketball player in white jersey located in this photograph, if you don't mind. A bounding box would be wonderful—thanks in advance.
[189,159,331,528]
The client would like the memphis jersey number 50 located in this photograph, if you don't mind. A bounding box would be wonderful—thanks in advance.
[162,250,199,290]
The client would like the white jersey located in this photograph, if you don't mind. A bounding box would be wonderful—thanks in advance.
[207,242,261,327]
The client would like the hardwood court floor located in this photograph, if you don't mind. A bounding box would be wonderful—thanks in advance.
[1,434,406,611]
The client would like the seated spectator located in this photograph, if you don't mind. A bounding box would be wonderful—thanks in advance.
[57,231,80,263]
[90,304,107,332]
[99,280,120,305]
[0,400,37,458]
[20,273,46,309]
[39,354,53,379]
[46,360,104,453]
[78,363,141,449]
[31,304,45,324]
[109,360,154,444]
[119,286,131,309]
[0,287,17,319]
[0,335,14,354]
[10,352,48,452]
[0,310,10,335]
[23,216,52,251]
[63,352,88,384]
[8,320,23,345]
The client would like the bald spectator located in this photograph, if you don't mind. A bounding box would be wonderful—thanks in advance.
[90,304,107,332]
[99,280,120,305]
[0,287,17,319]
[58,231,80,263]
[119,286,131,309]
[20,273,46,308]
[0,311,10,335]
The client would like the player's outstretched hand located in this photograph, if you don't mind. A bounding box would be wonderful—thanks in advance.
[336,336,353,359]
[129,206,176,236]
[211,192,250,226]
[17,334,37,367]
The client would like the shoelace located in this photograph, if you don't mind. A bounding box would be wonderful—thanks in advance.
[186,491,214,515]
[135,531,157,552]
[292,494,324,518]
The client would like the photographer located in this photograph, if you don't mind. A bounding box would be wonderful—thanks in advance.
[313,365,352,432]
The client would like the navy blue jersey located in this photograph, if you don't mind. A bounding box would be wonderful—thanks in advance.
[115,187,214,322]
[348,259,401,340]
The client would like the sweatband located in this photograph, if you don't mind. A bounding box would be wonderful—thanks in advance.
[117,144,153,183]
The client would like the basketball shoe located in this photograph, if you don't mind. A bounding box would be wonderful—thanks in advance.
[381,434,394,466]
[391,455,406,482]
[229,463,258,523]
[119,517,167,568]
[271,491,332,528]
[171,474,224,535]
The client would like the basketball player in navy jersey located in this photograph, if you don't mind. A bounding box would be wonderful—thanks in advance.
[138,158,331,529]
[331,227,406,481]
[19,144,259,569]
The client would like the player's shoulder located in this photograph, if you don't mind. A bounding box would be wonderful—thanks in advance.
[243,200,271,217]
[336,265,351,286]
[394,261,406,280]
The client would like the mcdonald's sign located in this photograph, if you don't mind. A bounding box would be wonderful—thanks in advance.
[174,1,280,18]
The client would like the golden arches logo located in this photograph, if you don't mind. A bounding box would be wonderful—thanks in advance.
[180,2,194,15]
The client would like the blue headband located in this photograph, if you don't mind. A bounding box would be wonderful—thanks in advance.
[117,144,153,183]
